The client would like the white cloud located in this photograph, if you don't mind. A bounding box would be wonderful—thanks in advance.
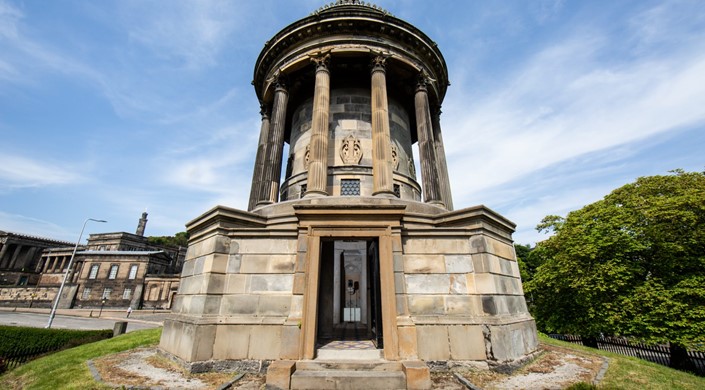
[444,24,705,206]
[123,0,241,70]
[0,211,74,242]
[0,154,83,189]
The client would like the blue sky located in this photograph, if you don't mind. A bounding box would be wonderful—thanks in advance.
[1,0,704,245]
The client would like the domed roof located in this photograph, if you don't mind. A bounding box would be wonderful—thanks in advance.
[312,0,392,17]
[253,1,449,105]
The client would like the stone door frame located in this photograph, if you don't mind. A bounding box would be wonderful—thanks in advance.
[294,205,405,360]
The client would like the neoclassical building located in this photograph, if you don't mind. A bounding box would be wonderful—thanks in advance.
[161,1,537,388]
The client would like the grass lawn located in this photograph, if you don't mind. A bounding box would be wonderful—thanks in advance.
[0,328,161,390]
[540,334,705,390]
[2,328,704,389]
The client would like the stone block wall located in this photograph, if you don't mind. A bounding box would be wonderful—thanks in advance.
[162,233,300,362]
[400,234,537,363]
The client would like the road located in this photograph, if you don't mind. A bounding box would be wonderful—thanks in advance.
[0,311,161,332]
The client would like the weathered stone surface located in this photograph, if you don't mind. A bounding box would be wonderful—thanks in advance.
[445,295,481,316]
[403,255,445,274]
[408,295,444,315]
[249,274,294,293]
[405,274,450,294]
[224,274,247,294]
[220,295,259,315]
[488,320,538,362]
[280,326,301,360]
[292,273,305,295]
[227,254,242,273]
[266,360,295,390]
[444,255,473,273]
[416,326,450,360]
[402,361,431,390]
[239,254,296,274]
[397,327,418,359]
[448,325,486,360]
[258,295,292,316]
[249,326,282,359]
[395,272,406,294]
[213,325,251,359]
[290,295,303,319]
[239,238,296,254]
[403,238,469,254]
[449,274,467,294]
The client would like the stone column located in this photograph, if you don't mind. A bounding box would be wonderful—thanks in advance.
[8,245,23,269]
[257,78,289,207]
[0,243,9,268]
[432,106,454,210]
[414,74,444,207]
[304,54,331,197]
[58,256,67,272]
[248,103,271,211]
[370,55,395,197]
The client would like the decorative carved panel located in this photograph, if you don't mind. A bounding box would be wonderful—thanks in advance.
[304,144,311,169]
[391,144,400,170]
[340,134,362,165]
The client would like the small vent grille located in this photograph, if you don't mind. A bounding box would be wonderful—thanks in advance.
[300,184,307,198]
[393,184,401,198]
[341,179,360,196]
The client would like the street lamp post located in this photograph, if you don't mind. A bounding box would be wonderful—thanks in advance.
[99,297,106,317]
[46,218,107,328]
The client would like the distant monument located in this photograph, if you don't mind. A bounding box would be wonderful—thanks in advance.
[160,1,537,388]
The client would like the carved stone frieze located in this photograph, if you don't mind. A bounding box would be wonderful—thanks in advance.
[340,134,362,165]
[304,144,311,169]
[391,144,400,170]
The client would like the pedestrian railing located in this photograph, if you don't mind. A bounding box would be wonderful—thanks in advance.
[548,334,705,376]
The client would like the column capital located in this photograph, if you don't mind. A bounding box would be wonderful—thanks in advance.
[309,51,331,72]
[370,51,391,73]
[259,103,270,119]
[415,71,435,92]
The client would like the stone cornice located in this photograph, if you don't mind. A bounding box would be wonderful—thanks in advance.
[253,5,448,104]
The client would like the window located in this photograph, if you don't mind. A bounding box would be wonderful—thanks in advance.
[88,264,99,279]
[102,288,112,299]
[82,288,91,299]
[128,265,138,280]
[108,265,119,279]
[341,179,360,196]
[123,288,132,300]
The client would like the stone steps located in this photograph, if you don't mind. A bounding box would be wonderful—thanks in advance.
[290,368,406,389]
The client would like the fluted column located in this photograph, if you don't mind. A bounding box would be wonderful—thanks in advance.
[432,106,453,210]
[248,104,271,210]
[257,78,289,207]
[370,55,395,197]
[305,53,331,197]
[415,74,444,207]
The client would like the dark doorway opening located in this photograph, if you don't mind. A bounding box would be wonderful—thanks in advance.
[316,239,382,348]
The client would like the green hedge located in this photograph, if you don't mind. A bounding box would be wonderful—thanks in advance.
[0,325,113,356]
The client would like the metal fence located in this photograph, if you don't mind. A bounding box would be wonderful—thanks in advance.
[0,342,62,373]
[548,334,705,376]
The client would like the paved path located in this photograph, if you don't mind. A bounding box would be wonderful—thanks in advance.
[0,311,161,332]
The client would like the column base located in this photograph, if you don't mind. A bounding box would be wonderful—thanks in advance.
[426,200,446,208]
[255,200,274,208]
[303,190,328,198]
[372,191,397,198]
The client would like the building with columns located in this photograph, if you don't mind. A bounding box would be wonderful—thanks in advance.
[0,213,184,310]
[161,1,537,388]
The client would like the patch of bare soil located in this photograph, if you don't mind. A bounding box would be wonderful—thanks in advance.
[442,344,604,390]
[93,347,265,389]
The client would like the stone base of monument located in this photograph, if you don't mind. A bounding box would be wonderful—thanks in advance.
[266,360,429,390]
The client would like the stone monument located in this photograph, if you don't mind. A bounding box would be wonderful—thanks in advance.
[160,1,537,388]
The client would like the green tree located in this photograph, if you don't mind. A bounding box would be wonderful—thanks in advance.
[147,231,189,247]
[526,170,705,349]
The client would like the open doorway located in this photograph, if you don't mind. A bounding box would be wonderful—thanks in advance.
[316,239,383,348]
